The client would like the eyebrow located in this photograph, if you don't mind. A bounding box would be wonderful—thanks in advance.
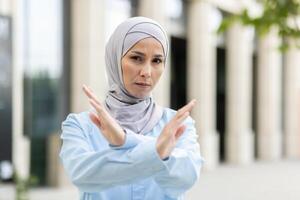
[131,51,164,58]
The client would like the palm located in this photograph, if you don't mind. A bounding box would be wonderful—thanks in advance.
[83,85,125,146]
[156,100,196,159]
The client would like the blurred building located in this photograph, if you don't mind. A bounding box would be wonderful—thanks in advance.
[0,0,299,188]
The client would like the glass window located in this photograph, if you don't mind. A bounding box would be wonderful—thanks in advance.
[23,0,65,185]
[105,0,131,42]
[166,0,186,37]
[23,0,63,138]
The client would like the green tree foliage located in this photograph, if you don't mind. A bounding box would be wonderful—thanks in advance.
[218,0,300,50]
[14,172,38,200]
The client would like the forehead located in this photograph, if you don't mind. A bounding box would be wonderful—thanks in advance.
[128,37,164,55]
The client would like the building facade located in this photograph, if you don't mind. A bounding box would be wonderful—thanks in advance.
[0,0,299,187]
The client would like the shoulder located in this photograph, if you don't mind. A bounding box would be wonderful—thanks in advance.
[62,110,92,131]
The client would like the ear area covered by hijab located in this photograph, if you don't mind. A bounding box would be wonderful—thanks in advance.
[104,16,169,134]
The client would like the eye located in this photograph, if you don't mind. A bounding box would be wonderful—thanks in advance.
[130,56,143,62]
[152,58,163,64]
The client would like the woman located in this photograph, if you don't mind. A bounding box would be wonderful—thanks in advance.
[60,16,203,200]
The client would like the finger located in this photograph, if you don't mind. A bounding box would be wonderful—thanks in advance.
[89,112,102,129]
[89,98,105,116]
[83,85,101,104]
[82,85,101,105]
[82,84,93,98]
[166,100,195,129]
[175,125,186,140]
[179,99,196,113]
[168,109,190,129]
[176,99,196,118]
[175,111,190,126]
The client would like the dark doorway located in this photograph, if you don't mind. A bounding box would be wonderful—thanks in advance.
[170,37,187,110]
[216,47,226,162]
[0,16,13,181]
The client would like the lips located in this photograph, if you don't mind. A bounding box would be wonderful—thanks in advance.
[135,82,151,87]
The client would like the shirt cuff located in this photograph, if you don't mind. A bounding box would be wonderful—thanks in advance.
[162,157,170,161]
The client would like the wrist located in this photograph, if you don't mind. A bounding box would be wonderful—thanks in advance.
[156,143,169,160]
[114,134,126,146]
[110,130,126,146]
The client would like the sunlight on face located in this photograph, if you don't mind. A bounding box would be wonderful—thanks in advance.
[121,37,165,98]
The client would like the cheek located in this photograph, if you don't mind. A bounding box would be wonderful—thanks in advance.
[121,60,130,78]
[152,67,164,82]
[122,62,137,83]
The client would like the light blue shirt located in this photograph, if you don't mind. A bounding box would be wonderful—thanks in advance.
[60,108,204,200]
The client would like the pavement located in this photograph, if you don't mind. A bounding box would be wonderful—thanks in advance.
[1,159,299,200]
[186,159,300,200]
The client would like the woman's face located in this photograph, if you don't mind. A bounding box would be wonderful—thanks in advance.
[121,37,165,98]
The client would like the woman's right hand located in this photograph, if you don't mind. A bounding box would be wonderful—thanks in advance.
[156,100,196,160]
[82,85,126,146]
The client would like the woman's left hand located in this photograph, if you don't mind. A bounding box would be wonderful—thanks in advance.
[82,85,126,146]
[156,99,196,160]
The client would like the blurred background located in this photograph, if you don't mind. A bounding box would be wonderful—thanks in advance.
[0,0,300,199]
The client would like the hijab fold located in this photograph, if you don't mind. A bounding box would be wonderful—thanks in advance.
[104,17,169,134]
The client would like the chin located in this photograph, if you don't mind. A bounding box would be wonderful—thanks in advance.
[127,87,152,99]
[135,94,150,99]
[132,92,151,99]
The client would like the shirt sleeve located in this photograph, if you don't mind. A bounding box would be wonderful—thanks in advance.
[117,118,204,198]
[153,119,204,198]
[59,114,167,192]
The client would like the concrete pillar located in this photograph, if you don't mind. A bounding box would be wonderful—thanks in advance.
[71,0,107,112]
[0,0,11,15]
[47,133,73,187]
[257,28,282,160]
[47,0,109,187]
[12,0,31,179]
[138,0,170,107]
[187,0,219,169]
[283,38,300,158]
[225,23,254,164]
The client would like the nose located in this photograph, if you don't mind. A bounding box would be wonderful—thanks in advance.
[140,63,151,78]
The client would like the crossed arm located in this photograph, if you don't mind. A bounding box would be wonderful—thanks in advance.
[59,85,203,198]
